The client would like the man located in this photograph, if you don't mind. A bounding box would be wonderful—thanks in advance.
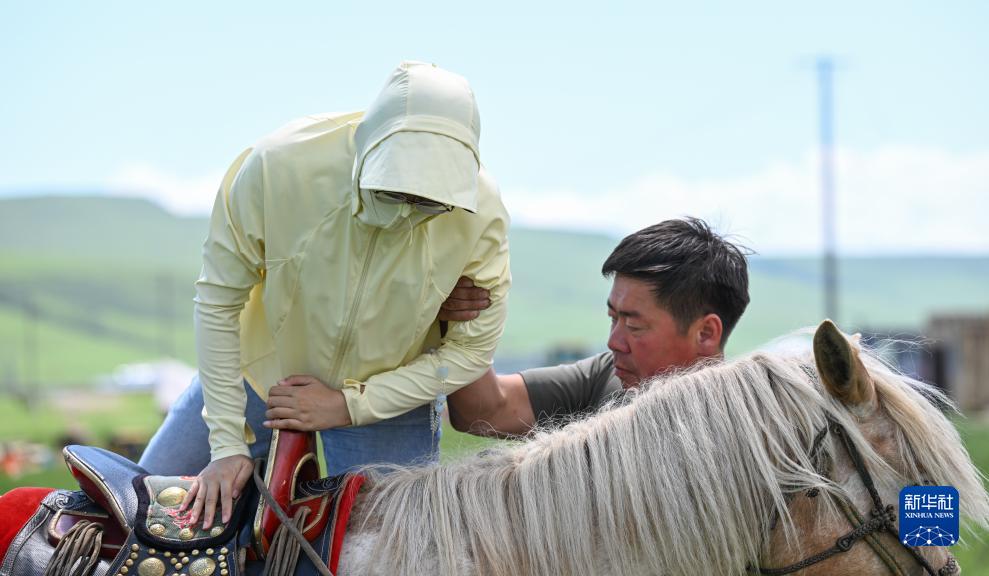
[446,217,748,436]
[139,61,511,529]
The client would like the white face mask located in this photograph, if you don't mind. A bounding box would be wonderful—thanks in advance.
[356,188,437,230]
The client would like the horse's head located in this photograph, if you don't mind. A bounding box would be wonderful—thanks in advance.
[762,320,979,576]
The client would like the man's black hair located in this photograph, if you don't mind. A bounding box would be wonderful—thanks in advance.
[601,217,751,347]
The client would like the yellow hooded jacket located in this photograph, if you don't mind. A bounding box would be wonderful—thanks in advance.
[195,62,510,461]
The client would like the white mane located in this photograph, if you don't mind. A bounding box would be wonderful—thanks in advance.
[353,346,989,576]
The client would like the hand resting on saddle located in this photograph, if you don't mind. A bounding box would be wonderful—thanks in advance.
[181,375,353,529]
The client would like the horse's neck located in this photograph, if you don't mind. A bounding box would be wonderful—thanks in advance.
[333,491,474,576]
[334,491,641,576]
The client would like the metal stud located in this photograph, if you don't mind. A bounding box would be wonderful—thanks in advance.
[220,571,228,576]
[125,559,134,567]
[189,558,216,576]
[216,556,225,562]
[156,486,188,507]
[149,549,156,555]
[209,526,224,537]
[132,544,140,552]
[138,558,166,576]
[220,548,228,555]
[130,553,139,560]
[121,567,129,574]
[218,562,226,569]
[150,523,167,537]
[179,528,194,541]
[164,552,171,558]
[191,550,200,556]
[205,549,214,555]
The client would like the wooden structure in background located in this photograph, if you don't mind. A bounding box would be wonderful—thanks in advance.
[925,314,989,413]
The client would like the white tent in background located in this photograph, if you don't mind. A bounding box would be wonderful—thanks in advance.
[151,360,197,414]
[104,359,196,413]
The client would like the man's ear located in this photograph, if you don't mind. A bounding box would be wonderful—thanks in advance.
[694,313,723,357]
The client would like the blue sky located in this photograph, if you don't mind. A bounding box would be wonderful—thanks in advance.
[2,1,987,253]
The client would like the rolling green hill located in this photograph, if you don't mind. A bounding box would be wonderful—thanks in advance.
[1,195,988,387]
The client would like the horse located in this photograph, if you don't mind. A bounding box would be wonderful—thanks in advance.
[1,321,987,576]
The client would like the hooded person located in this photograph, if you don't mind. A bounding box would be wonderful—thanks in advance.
[138,61,511,529]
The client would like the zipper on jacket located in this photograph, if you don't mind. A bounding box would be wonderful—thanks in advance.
[327,227,380,388]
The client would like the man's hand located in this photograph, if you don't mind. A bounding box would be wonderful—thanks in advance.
[264,375,352,431]
[438,277,491,321]
[180,454,253,530]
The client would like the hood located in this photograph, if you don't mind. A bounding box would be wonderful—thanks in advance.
[352,61,481,214]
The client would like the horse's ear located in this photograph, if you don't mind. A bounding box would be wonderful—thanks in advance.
[813,320,876,410]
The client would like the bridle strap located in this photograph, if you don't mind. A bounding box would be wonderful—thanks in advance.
[752,415,945,576]
[828,416,942,576]
[752,500,899,576]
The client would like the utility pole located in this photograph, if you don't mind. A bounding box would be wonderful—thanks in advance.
[818,56,838,322]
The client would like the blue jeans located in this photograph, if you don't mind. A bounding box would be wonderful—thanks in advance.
[139,376,441,476]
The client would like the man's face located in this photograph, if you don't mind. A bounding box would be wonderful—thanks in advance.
[606,275,702,388]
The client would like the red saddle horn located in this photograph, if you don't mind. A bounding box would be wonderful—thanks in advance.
[253,430,331,558]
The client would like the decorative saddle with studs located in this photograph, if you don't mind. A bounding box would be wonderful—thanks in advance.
[52,445,249,576]
[2,431,364,576]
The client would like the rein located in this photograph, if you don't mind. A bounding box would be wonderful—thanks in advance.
[752,415,955,576]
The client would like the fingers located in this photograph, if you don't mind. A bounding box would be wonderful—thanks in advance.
[219,479,233,527]
[179,479,199,512]
[278,375,320,387]
[265,405,302,419]
[263,418,308,430]
[447,287,490,302]
[232,462,253,500]
[202,479,218,529]
[189,478,208,526]
[440,296,491,311]
[265,394,296,408]
[448,277,490,301]
[437,309,481,321]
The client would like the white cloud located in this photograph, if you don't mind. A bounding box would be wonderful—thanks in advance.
[503,146,989,254]
[100,146,989,254]
[107,164,223,216]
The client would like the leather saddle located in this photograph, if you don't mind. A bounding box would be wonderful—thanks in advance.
[49,445,250,576]
[46,430,349,573]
